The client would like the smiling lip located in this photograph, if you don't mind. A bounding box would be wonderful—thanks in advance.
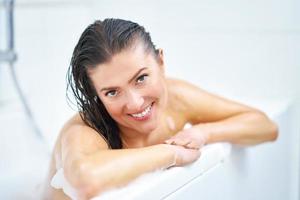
[128,102,154,121]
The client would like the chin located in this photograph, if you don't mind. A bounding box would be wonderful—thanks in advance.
[142,123,158,134]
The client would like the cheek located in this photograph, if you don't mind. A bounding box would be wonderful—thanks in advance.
[101,100,123,119]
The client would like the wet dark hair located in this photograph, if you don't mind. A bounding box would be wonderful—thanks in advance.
[66,18,159,149]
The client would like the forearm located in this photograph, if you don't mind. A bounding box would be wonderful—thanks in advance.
[72,144,175,199]
[196,111,278,146]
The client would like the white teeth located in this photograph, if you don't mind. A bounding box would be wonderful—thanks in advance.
[130,104,152,118]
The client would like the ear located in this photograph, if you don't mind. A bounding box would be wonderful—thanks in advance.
[157,48,165,72]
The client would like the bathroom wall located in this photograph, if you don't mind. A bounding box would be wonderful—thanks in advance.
[0,1,93,198]
[88,0,300,100]
[1,0,299,148]
[0,0,93,148]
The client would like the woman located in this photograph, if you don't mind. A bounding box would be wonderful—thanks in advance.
[43,18,278,200]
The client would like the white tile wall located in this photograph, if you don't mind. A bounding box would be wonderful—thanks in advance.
[87,0,300,100]
[1,1,93,147]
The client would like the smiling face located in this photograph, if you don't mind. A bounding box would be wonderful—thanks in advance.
[88,43,168,136]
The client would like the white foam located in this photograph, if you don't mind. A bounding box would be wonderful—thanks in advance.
[50,168,78,200]
[50,142,231,200]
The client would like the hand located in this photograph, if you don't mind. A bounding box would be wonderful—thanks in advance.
[164,126,208,150]
[166,144,201,167]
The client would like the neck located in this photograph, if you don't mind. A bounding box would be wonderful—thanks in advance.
[119,109,168,148]
[119,127,154,148]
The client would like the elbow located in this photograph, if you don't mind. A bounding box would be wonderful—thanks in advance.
[252,110,279,143]
[268,122,279,142]
[259,110,279,142]
[65,159,106,199]
[260,111,279,142]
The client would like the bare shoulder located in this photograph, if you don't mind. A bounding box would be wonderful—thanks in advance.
[59,113,109,154]
[51,113,108,168]
[44,113,109,200]
[166,77,215,98]
[165,77,204,112]
[166,77,199,93]
[165,77,255,124]
[164,77,201,125]
[165,77,192,111]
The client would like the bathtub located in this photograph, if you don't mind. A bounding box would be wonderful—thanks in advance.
[0,98,298,200]
[92,98,299,200]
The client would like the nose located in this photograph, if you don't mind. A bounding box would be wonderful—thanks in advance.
[125,90,144,113]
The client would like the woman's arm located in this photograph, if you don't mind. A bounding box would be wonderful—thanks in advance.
[196,110,278,145]
[60,124,199,199]
[165,79,278,147]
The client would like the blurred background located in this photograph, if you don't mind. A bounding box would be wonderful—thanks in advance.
[0,0,299,199]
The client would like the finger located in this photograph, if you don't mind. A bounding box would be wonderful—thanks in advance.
[164,138,179,145]
[164,136,180,144]
[185,141,200,150]
[173,139,190,146]
[164,139,172,144]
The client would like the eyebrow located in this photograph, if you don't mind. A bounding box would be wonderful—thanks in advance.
[100,67,148,92]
